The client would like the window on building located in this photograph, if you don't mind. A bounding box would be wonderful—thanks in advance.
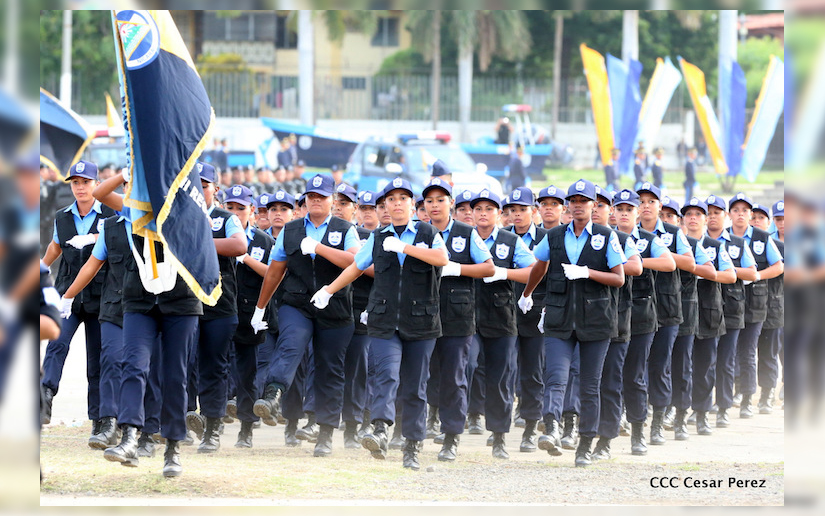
[275,15,298,49]
[371,17,399,47]
[202,12,276,42]
[342,77,367,90]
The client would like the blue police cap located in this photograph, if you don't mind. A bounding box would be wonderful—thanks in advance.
[422,177,453,198]
[537,185,565,202]
[306,174,335,197]
[415,195,425,207]
[255,193,270,209]
[705,194,727,211]
[469,188,502,209]
[381,177,414,199]
[613,189,640,207]
[661,195,682,216]
[772,200,784,217]
[297,193,307,207]
[358,190,377,207]
[594,184,612,204]
[636,181,661,201]
[266,190,295,209]
[224,184,254,206]
[504,186,535,207]
[197,161,217,183]
[752,203,770,217]
[566,178,597,201]
[728,192,754,210]
[431,159,452,177]
[65,160,98,181]
[681,197,708,215]
[455,189,476,206]
[335,182,358,203]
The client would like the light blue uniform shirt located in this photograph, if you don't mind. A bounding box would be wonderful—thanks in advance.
[52,200,104,244]
[480,227,536,269]
[208,204,244,239]
[631,227,671,258]
[355,220,445,270]
[92,216,132,261]
[534,221,626,269]
[440,218,492,264]
[739,226,783,266]
[622,233,640,260]
[648,219,693,256]
[693,240,712,265]
[710,229,757,268]
[270,214,360,264]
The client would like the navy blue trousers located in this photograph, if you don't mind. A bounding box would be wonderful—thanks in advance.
[671,334,695,410]
[692,336,718,412]
[369,334,436,441]
[599,340,629,439]
[255,331,278,397]
[736,321,764,396]
[544,334,610,437]
[427,349,440,409]
[563,347,581,415]
[142,334,162,435]
[622,332,655,423]
[41,306,102,420]
[516,335,545,421]
[716,329,741,410]
[342,333,370,424]
[120,310,198,441]
[231,342,259,423]
[196,315,238,419]
[99,322,124,419]
[757,328,782,390]
[432,335,473,435]
[648,324,679,410]
[281,341,313,421]
[479,335,517,433]
[467,335,486,415]
[265,305,353,427]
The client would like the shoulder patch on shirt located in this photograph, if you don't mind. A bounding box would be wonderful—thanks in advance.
[752,240,765,256]
[609,233,622,254]
[211,217,225,231]
[327,231,342,246]
[473,232,486,250]
[250,246,265,262]
[97,219,105,233]
[451,236,466,253]
[719,247,730,262]
[727,245,741,260]
[591,234,605,251]
[679,232,689,247]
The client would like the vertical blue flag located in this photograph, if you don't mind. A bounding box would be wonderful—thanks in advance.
[607,54,642,177]
[113,10,221,305]
[784,47,793,167]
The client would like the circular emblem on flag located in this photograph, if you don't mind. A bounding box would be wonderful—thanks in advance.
[337,184,346,193]
[642,182,651,190]
[76,162,85,172]
[232,185,242,196]
[708,195,716,204]
[575,181,585,192]
[392,178,403,188]
[513,190,521,200]
[364,193,372,202]
[777,201,784,211]
[116,11,161,70]
[299,135,312,150]
[312,176,323,188]
[620,191,630,200]
[261,195,269,205]
[480,190,490,198]
[276,191,285,200]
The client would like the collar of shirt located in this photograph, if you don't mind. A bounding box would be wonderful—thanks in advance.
[743,226,754,240]
[440,217,455,239]
[207,204,216,216]
[66,200,103,218]
[524,223,537,242]
[481,226,500,245]
[707,229,731,242]
[654,219,666,234]
[245,225,256,242]
[566,221,593,238]
[305,214,332,230]
[381,220,418,236]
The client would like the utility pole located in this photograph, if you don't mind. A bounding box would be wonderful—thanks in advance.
[4,0,19,96]
[622,10,639,64]
[298,10,314,125]
[551,12,563,140]
[60,10,73,107]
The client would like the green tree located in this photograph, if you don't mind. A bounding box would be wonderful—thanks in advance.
[737,36,784,107]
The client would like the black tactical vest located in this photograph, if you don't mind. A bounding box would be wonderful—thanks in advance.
[743,227,771,324]
[720,233,748,330]
[475,228,520,339]
[543,223,618,342]
[677,236,702,337]
[630,227,659,336]
[99,216,131,327]
[612,230,634,343]
[505,224,549,338]
[281,216,354,329]
[234,227,275,345]
[367,222,441,341]
[696,237,726,340]
[764,239,784,330]
[440,220,480,337]
[651,221,683,327]
[351,226,375,336]
[203,207,238,320]
[54,203,114,314]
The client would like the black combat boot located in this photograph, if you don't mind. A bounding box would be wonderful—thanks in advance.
[197,417,221,454]
[560,413,578,450]
[252,383,282,426]
[425,405,440,439]
[520,419,538,453]
[467,413,483,435]
[402,439,422,470]
[284,419,300,447]
[491,432,509,459]
[236,420,253,448]
[186,411,205,440]
[674,409,689,441]
[361,420,388,460]
[389,419,405,450]
[739,394,754,419]
[630,421,647,455]
[89,417,118,450]
[313,424,334,457]
[697,411,713,435]
[137,431,156,457]
[537,415,563,456]
[162,440,182,478]
[104,424,139,467]
[592,436,611,461]
[575,435,594,467]
[650,409,666,445]
[438,433,459,462]
[296,412,319,442]
[343,420,360,449]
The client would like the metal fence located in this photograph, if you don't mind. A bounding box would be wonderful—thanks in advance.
[44,70,687,126]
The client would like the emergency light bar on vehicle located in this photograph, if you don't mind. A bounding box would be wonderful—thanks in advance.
[397,131,452,145]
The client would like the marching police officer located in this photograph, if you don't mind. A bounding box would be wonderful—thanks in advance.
[454,190,476,226]
[521,179,626,467]
[536,186,565,230]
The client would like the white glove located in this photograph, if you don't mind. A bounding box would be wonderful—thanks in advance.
[60,296,74,319]
[382,236,407,254]
[311,286,333,309]
[483,266,509,283]
[441,261,462,277]
[517,294,534,314]
[562,263,590,280]
[742,280,753,286]
[251,306,268,334]
[300,236,320,255]
[360,310,369,325]
[236,253,249,264]
[122,167,131,183]
[66,234,96,249]
[538,308,545,334]
[754,271,761,282]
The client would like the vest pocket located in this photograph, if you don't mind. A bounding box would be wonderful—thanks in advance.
[492,292,512,308]
[448,289,472,305]
[369,300,388,315]
[723,286,745,302]
[584,296,611,322]
[700,306,723,329]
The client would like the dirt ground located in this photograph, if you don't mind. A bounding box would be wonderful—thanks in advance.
[39,328,783,506]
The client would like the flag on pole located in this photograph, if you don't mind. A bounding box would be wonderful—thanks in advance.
[723,60,747,178]
[741,56,784,182]
[39,88,94,179]
[678,57,728,176]
[580,44,614,167]
[113,9,221,305]
[636,57,682,152]
[606,53,643,177]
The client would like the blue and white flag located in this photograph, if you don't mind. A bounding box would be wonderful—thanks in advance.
[635,57,682,153]
[741,56,784,182]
